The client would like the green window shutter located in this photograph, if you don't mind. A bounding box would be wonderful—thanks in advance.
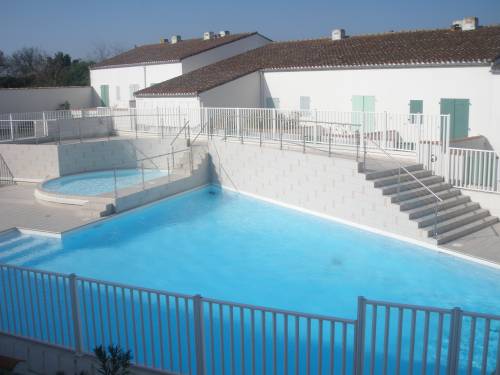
[440,98,469,140]
[100,85,109,107]
[300,96,311,111]
[352,95,364,112]
[409,100,423,124]
[409,100,423,114]
[266,97,280,109]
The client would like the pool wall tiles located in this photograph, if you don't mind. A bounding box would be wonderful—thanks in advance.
[208,140,430,243]
[114,148,211,212]
[0,137,188,182]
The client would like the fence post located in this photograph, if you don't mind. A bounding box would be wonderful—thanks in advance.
[354,296,367,375]
[314,109,318,144]
[446,307,463,375]
[193,295,206,375]
[328,126,332,157]
[141,162,145,190]
[237,108,241,141]
[9,114,14,141]
[69,274,83,354]
[113,169,118,198]
[42,111,47,138]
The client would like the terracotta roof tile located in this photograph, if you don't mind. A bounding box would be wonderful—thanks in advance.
[91,32,261,69]
[136,26,500,97]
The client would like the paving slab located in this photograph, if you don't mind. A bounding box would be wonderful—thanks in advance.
[0,183,98,234]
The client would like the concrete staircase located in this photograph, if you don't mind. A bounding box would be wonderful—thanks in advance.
[364,164,499,245]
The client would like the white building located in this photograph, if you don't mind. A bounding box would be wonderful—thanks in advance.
[90,31,271,108]
[135,19,500,152]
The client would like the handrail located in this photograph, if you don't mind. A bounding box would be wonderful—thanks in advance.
[170,119,190,146]
[364,137,443,203]
[0,153,14,185]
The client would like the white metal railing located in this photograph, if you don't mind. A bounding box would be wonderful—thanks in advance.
[0,263,499,374]
[447,147,500,193]
[8,105,500,195]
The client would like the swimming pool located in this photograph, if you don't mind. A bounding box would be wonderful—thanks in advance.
[0,186,499,372]
[41,168,168,196]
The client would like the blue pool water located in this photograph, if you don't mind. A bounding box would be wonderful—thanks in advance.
[1,186,500,373]
[2,186,500,316]
[42,168,168,196]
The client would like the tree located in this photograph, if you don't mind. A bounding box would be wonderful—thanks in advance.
[89,42,127,62]
[0,50,6,75]
[8,47,47,77]
[0,48,93,88]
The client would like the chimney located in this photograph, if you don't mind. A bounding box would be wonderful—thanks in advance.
[332,29,346,41]
[159,37,169,44]
[203,31,215,40]
[171,35,181,44]
[452,17,478,31]
[219,30,230,37]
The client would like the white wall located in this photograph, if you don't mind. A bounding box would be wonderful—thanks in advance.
[92,34,270,109]
[261,66,500,152]
[0,87,96,114]
[181,34,270,73]
[90,63,183,108]
[199,72,261,107]
[135,96,200,109]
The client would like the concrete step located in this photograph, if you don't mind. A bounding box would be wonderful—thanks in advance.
[381,175,444,195]
[407,195,471,219]
[416,202,481,228]
[373,170,433,187]
[365,164,424,180]
[391,183,452,203]
[399,189,461,211]
[422,209,490,237]
[436,216,499,245]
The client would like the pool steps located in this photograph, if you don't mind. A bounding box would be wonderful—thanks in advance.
[364,164,499,244]
[0,231,61,265]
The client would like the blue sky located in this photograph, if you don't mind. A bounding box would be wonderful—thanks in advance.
[2,0,500,59]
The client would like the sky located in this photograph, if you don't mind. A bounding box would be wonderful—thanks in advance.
[2,0,500,59]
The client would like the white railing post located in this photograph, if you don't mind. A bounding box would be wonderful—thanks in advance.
[42,111,47,138]
[193,295,206,375]
[237,108,241,140]
[9,114,14,141]
[314,109,318,144]
[354,296,367,375]
[69,274,83,354]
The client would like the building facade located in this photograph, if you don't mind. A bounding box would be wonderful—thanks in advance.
[90,32,270,108]
[135,21,500,152]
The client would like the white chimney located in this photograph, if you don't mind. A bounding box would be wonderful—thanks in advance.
[452,17,478,31]
[171,35,181,44]
[203,31,215,40]
[462,17,478,31]
[159,37,169,44]
[219,30,230,37]
[332,29,346,41]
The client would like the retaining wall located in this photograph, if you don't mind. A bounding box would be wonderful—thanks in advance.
[208,140,431,243]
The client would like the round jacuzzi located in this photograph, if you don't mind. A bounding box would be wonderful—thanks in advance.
[41,168,168,197]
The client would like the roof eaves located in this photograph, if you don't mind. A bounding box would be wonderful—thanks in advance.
[90,59,181,70]
[261,60,491,72]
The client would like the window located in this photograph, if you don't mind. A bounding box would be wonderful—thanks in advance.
[265,97,280,109]
[409,100,423,124]
[129,84,140,98]
[115,86,121,101]
[300,96,311,111]
[149,83,156,87]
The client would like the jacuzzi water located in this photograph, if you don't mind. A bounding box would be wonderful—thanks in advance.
[0,186,499,373]
[41,168,168,196]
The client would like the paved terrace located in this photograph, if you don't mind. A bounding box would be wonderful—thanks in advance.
[0,144,499,267]
[0,183,98,234]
